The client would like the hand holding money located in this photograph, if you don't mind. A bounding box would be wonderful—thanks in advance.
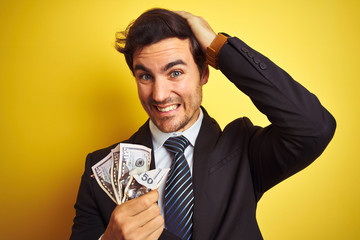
[102,190,164,240]
[91,143,169,205]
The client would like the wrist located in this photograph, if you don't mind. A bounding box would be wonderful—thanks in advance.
[206,33,228,69]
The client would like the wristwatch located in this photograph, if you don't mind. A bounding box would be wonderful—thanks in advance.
[206,33,229,69]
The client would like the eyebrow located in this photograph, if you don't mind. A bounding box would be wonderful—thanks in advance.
[162,59,187,72]
[134,64,151,73]
[133,59,187,74]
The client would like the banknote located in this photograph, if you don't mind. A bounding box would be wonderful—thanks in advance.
[110,145,121,203]
[92,143,157,204]
[118,143,151,195]
[119,143,151,176]
[133,168,170,190]
[91,152,116,203]
[122,168,170,203]
[122,176,149,203]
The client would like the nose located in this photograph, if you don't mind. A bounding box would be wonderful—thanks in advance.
[152,78,170,103]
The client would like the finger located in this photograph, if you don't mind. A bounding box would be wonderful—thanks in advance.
[133,202,161,227]
[119,190,159,216]
[149,226,164,240]
[174,10,216,51]
[174,10,193,19]
[139,215,164,240]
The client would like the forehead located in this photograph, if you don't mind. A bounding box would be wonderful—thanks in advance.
[133,38,195,68]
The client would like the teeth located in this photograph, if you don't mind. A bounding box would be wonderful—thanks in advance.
[157,105,178,112]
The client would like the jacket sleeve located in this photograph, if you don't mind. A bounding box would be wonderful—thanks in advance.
[70,153,106,240]
[218,37,336,199]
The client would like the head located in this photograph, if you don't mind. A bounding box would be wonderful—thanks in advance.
[115,8,206,75]
[116,8,209,133]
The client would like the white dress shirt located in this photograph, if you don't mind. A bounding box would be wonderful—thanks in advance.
[149,109,203,218]
[98,110,203,239]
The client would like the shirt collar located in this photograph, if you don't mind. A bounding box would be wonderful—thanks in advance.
[149,108,204,151]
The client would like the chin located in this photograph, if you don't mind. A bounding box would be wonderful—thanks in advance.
[157,125,179,133]
[156,120,186,133]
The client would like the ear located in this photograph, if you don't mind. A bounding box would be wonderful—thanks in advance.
[200,65,209,86]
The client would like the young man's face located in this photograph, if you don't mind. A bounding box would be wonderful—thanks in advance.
[133,37,209,133]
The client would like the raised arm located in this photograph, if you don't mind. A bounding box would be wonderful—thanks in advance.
[177,11,336,197]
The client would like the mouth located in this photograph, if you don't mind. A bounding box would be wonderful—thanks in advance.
[155,104,179,113]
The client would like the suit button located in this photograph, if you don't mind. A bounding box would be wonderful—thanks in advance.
[254,57,260,64]
[259,62,267,70]
[247,52,254,58]
[241,47,248,53]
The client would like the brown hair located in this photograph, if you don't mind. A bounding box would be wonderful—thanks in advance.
[115,8,206,75]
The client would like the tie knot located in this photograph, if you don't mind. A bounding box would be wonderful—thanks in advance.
[164,135,190,155]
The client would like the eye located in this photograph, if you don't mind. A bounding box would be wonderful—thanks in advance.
[170,70,182,78]
[138,73,153,82]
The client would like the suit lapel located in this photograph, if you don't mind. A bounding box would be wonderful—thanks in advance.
[192,107,221,240]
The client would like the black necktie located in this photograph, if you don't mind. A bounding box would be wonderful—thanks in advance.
[163,135,193,240]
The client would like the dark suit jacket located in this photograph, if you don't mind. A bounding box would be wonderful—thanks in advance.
[70,37,336,240]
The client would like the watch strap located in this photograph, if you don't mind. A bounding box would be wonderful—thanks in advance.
[206,33,228,69]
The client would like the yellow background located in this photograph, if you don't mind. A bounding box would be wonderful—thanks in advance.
[0,0,359,239]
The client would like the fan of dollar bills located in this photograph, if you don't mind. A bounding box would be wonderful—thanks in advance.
[91,143,170,204]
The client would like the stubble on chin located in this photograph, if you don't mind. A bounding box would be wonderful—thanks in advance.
[153,115,188,133]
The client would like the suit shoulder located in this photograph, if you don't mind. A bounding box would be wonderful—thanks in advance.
[86,142,120,167]
[217,117,260,148]
[223,116,259,133]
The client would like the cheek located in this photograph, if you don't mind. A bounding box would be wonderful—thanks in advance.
[137,85,150,102]
[181,86,202,108]
[176,78,198,95]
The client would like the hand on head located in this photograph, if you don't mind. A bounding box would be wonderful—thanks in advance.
[175,11,217,52]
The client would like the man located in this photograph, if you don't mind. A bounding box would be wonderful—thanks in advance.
[70,8,336,240]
